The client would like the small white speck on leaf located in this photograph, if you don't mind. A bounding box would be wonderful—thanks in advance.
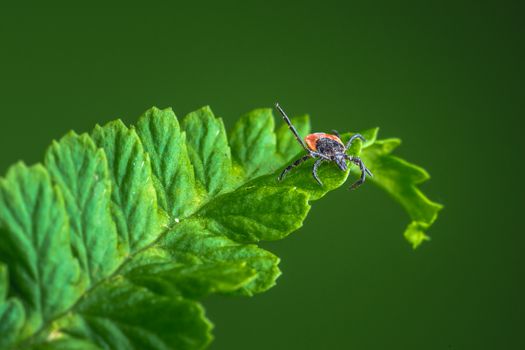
[47,330,64,341]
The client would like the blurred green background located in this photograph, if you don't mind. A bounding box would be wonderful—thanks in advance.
[1,1,523,349]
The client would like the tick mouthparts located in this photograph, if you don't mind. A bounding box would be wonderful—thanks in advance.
[336,157,347,171]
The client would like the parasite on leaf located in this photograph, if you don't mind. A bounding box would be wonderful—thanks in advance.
[275,103,373,190]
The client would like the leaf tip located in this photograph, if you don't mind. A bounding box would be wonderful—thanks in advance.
[199,105,213,113]
[404,221,432,249]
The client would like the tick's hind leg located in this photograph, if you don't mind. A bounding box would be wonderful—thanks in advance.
[312,158,324,186]
[278,154,311,181]
[345,155,373,190]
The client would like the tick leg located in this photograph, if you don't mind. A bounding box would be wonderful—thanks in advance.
[275,103,310,152]
[332,129,341,139]
[278,154,311,181]
[345,133,366,150]
[312,158,324,186]
[345,155,373,190]
[310,151,331,160]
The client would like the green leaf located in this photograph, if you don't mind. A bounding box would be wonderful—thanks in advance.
[0,263,25,349]
[197,185,310,243]
[359,136,443,248]
[0,164,83,336]
[181,106,233,197]
[0,105,441,349]
[45,132,121,284]
[136,107,198,220]
[91,120,168,253]
[126,261,257,299]
[230,108,277,178]
[27,337,102,350]
[157,219,281,295]
[60,279,212,350]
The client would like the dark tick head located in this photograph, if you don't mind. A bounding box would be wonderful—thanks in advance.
[335,154,347,171]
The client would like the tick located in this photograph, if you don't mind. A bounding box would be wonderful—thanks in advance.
[275,103,373,190]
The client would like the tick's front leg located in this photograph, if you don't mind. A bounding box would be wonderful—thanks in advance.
[345,155,373,190]
[312,158,324,186]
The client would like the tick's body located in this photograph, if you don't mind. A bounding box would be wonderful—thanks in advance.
[305,133,345,155]
[275,103,372,190]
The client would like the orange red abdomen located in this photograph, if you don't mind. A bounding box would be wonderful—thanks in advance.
[305,133,344,151]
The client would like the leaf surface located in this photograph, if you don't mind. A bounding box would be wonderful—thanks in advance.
[181,106,232,197]
[92,120,167,253]
[45,132,120,284]
[358,137,443,248]
[0,262,25,349]
[0,106,441,349]
[0,164,82,341]
[136,107,198,220]
[230,108,277,178]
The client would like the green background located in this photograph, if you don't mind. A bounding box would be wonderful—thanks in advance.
[0,1,523,349]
